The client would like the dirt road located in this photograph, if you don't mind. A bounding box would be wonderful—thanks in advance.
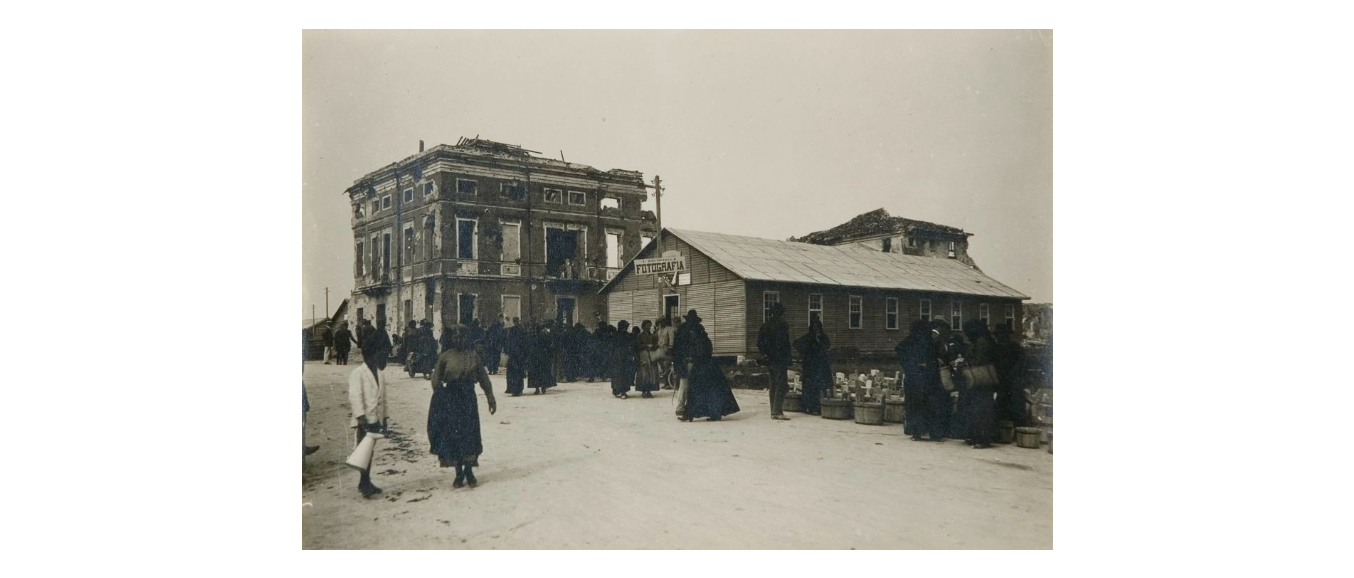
[301,361,1052,549]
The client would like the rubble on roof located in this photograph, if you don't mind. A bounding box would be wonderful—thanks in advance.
[790,208,966,245]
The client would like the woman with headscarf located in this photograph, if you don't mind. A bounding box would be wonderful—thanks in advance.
[676,310,740,421]
[503,318,527,396]
[610,320,637,398]
[960,319,999,449]
[528,320,557,395]
[929,319,958,440]
[635,320,660,398]
[795,315,833,416]
[427,325,497,488]
[896,319,942,441]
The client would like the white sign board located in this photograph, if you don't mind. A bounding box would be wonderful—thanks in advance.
[634,255,688,276]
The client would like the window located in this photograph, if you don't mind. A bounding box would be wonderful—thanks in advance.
[425,278,437,320]
[849,296,863,329]
[641,234,654,250]
[605,231,622,268]
[456,219,477,260]
[920,298,932,321]
[404,225,416,263]
[404,299,412,323]
[808,294,823,326]
[885,298,899,330]
[501,222,521,262]
[763,291,781,322]
[501,295,522,323]
[568,191,586,206]
[355,241,365,276]
[544,188,563,204]
[403,188,414,204]
[423,181,435,196]
[908,236,918,248]
[599,196,619,210]
[979,303,990,328]
[382,195,392,210]
[356,307,363,323]
[1005,304,1016,331]
[948,241,957,256]
[370,234,379,275]
[457,179,477,195]
[381,232,392,273]
[951,300,962,330]
[881,237,892,252]
[423,218,436,261]
[500,182,524,200]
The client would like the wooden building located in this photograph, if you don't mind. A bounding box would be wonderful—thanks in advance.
[599,228,1029,358]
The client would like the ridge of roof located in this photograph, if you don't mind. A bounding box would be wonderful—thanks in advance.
[790,208,967,245]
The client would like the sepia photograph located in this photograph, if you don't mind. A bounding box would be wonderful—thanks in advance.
[301,29,1053,550]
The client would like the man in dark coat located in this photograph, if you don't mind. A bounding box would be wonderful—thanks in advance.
[484,318,504,374]
[757,302,793,420]
[897,319,942,441]
[321,324,335,365]
[677,309,740,421]
[400,320,419,365]
[528,320,557,394]
[333,320,354,365]
[795,316,832,415]
[359,317,393,368]
[672,314,697,419]
[503,318,527,396]
[992,323,1027,425]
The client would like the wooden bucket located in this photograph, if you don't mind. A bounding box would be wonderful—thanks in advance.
[996,420,1016,444]
[783,391,802,413]
[820,398,853,420]
[1015,427,1042,449]
[854,402,885,425]
[883,399,906,423]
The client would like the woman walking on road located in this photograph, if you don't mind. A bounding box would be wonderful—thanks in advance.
[427,325,497,488]
[635,320,660,397]
[610,320,637,398]
[676,310,740,421]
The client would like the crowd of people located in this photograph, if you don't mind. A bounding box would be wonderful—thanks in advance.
[313,305,1029,499]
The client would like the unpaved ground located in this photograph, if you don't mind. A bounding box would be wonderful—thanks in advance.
[301,361,1052,549]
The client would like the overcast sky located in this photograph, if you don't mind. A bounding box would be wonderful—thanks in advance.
[302,30,1052,321]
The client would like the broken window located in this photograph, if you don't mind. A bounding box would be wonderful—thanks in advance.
[948,241,957,257]
[456,219,476,260]
[544,189,563,204]
[886,298,898,330]
[907,235,918,248]
[370,234,379,276]
[568,191,586,206]
[355,241,365,276]
[600,196,619,210]
[382,195,392,210]
[403,188,414,204]
[849,296,863,329]
[404,225,416,263]
[372,200,380,214]
[501,222,521,262]
[457,179,477,195]
[502,295,521,323]
[382,232,392,274]
[423,181,435,196]
[881,237,892,252]
[501,183,525,201]
[424,218,435,260]
[546,226,581,277]
[605,231,622,268]
[640,234,654,250]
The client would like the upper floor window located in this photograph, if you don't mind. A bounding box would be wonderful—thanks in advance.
[599,196,619,210]
[544,188,563,204]
[501,182,525,201]
[881,237,892,252]
[423,181,435,196]
[382,195,392,210]
[763,291,781,322]
[849,296,863,329]
[371,200,380,214]
[568,191,586,206]
[885,297,898,330]
[355,241,365,276]
[403,188,414,204]
[457,179,477,195]
[908,236,918,248]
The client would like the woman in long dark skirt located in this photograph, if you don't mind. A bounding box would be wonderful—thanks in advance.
[961,319,999,449]
[678,311,740,421]
[635,320,659,397]
[427,325,497,488]
[897,320,942,440]
[794,316,832,415]
[610,320,637,398]
[504,322,527,396]
[528,322,557,394]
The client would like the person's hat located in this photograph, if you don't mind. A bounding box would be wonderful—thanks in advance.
[685,309,702,323]
[769,302,786,316]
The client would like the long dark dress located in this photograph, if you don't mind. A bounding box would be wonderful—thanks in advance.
[610,329,638,395]
[993,335,1026,424]
[962,329,998,446]
[528,328,557,391]
[504,325,526,395]
[681,323,740,419]
[795,330,832,414]
[897,331,942,439]
[427,348,494,467]
[636,329,659,393]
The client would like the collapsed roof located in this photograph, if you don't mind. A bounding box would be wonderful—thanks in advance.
[790,208,968,245]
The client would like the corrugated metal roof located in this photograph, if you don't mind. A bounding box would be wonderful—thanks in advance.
[664,228,1028,300]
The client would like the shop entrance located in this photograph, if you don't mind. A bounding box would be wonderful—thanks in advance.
[556,297,576,326]
[664,294,680,321]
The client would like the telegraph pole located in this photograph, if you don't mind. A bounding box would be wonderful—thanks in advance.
[646,175,664,247]
[325,287,329,319]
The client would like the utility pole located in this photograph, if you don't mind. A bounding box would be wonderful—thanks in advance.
[325,287,329,319]
[646,175,664,248]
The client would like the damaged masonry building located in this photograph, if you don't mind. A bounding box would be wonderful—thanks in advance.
[346,137,659,331]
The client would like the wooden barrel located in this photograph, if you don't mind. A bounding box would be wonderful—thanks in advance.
[883,399,906,423]
[854,402,885,425]
[783,391,802,413]
[820,398,853,420]
[996,420,1016,444]
[1015,426,1042,449]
